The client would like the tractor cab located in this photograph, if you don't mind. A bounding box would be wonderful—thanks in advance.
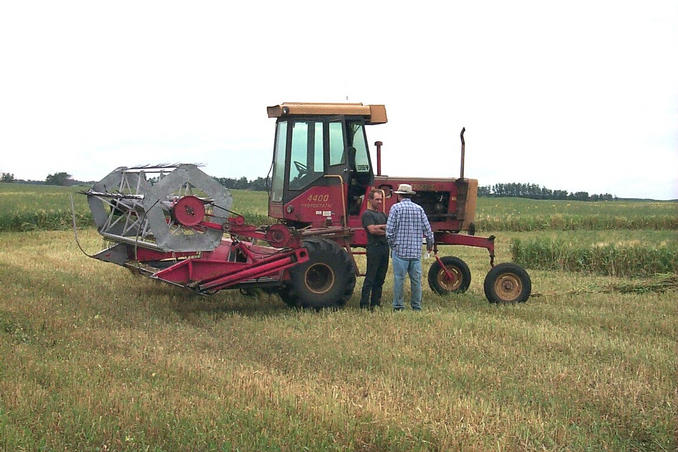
[266,103,387,227]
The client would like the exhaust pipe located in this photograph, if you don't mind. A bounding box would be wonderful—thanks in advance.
[459,127,466,180]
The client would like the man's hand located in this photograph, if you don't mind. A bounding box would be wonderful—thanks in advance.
[367,224,386,235]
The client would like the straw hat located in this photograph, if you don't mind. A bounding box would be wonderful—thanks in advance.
[394,183,416,195]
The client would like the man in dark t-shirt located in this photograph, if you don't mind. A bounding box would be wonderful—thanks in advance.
[360,189,389,309]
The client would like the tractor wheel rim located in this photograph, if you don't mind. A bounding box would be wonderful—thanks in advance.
[494,272,521,302]
[304,263,335,294]
[437,267,462,291]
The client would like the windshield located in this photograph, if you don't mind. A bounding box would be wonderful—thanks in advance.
[288,120,325,191]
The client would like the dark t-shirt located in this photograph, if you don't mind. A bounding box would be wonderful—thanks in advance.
[362,209,388,247]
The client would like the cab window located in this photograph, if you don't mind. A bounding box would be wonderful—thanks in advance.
[270,120,287,202]
[329,121,345,166]
[348,121,370,174]
[288,120,325,191]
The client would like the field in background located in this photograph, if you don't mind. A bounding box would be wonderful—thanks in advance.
[0,183,268,215]
[2,182,677,232]
[0,184,272,231]
[1,183,676,449]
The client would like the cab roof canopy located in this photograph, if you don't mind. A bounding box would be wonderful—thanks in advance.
[267,102,387,125]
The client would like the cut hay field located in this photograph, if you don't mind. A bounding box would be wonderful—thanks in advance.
[0,184,676,450]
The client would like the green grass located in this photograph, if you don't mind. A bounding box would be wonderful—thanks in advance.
[477,197,678,217]
[0,183,91,211]
[475,197,678,231]
[511,237,678,276]
[3,183,677,232]
[1,183,676,448]
[0,230,676,450]
[504,230,678,277]
[0,183,266,216]
[0,184,271,231]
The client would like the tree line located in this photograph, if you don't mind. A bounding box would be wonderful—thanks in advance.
[214,176,268,191]
[1,172,81,186]
[478,182,615,201]
[1,172,16,183]
[2,171,617,201]
[1,171,271,190]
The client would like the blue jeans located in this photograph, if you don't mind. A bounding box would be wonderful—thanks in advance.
[391,253,422,310]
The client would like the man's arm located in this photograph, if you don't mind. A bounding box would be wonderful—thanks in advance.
[386,207,398,248]
[362,211,386,235]
[367,224,386,235]
[421,209,434,251]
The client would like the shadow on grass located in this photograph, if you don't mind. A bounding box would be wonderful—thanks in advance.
[138,281,299,319]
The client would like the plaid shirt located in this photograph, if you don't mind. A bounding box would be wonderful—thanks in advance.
[386,198,434,259]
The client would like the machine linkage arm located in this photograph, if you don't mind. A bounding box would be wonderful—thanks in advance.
[433,232,496,267]
[225,217,302,249]
[141,239,309,294]
[176,211,303,250]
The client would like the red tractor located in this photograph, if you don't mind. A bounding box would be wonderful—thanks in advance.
[81,102,531,309]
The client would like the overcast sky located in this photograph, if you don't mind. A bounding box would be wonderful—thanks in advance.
[1,0,677,199]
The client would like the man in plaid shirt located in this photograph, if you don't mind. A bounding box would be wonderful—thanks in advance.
[386,183,434,311]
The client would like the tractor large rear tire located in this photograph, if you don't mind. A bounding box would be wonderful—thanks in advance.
[278,286,298,308]
[283,238,356,310]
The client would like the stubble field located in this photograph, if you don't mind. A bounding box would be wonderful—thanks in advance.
[0,183,676,450]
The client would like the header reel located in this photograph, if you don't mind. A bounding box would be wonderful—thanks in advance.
[86,164,232,252]
[80,163,313,298]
